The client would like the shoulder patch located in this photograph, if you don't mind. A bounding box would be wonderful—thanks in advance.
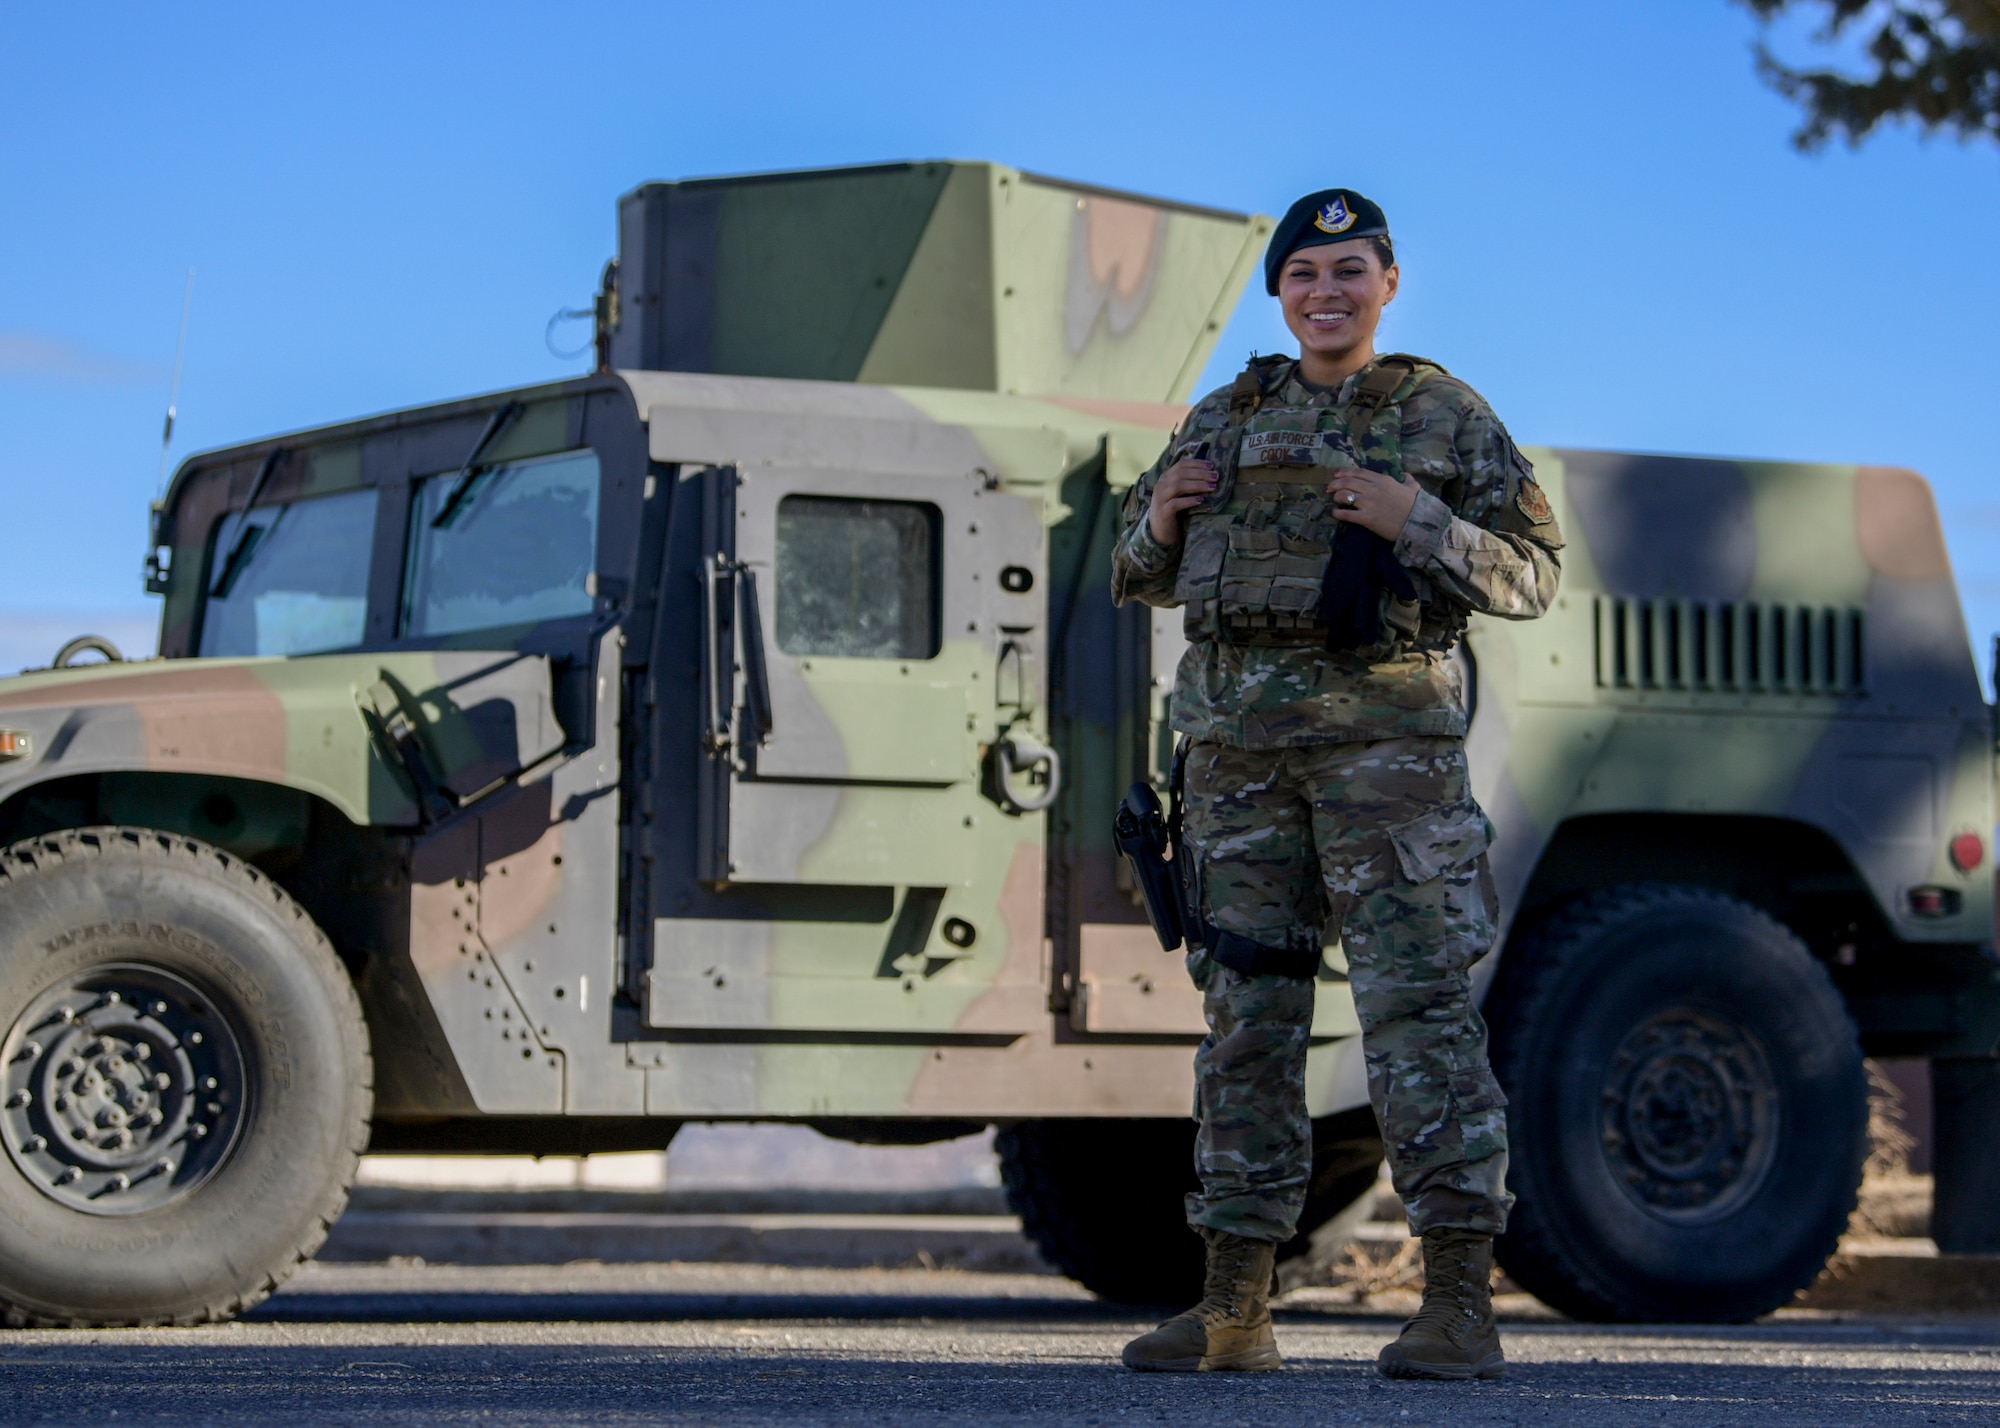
[1514,478,1553,525]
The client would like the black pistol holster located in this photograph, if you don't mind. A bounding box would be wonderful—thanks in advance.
[1114,783,1186,952]
[1114,742,1202,952]
[1113,743,1322,980]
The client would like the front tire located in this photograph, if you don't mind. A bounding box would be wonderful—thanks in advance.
[1488,884,1866,1323]
[0,828,372,1326]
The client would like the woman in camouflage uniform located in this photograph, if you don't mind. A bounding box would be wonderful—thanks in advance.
[1111,189,1563,1381]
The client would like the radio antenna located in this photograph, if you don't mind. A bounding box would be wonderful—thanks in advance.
[155,268,194,496]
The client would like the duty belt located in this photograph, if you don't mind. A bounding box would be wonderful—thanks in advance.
[1199,924,1324,981]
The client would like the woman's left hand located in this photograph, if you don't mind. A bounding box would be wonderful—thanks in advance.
[1326,467,1419,541]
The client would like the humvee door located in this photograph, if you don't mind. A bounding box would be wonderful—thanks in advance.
[640,403,1054,1036]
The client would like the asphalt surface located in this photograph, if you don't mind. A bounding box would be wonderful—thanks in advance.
[2,1261,1998,1426]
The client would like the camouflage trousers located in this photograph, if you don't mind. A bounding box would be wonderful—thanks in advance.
[1180,735,1513,1242]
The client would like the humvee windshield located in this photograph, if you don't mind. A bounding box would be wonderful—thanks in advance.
[195,447,602,657]
[198,487,378,657]
[402,449,600,638]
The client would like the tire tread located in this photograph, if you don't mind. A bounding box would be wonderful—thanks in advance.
[1489,882,1865,1323]
[0,827,374,1328]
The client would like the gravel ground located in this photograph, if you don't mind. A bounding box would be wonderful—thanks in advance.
[0,1260,1996,1425]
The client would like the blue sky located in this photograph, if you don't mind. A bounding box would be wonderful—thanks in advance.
[2,1,1995,680]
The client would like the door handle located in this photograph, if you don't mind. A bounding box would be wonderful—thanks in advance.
[737,566,774,745]
[700,552,732,754]
[996,637,1039,716]
[702,555,774,755]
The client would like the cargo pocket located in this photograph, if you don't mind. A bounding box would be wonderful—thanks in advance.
[1386,796,1494,885]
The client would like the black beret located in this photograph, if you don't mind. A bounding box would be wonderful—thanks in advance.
[1263,189,1391,294]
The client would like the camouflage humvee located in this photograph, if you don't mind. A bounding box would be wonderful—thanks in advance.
[0,160,1993,1328]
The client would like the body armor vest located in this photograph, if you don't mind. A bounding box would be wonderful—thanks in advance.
[1172,355,1466,657]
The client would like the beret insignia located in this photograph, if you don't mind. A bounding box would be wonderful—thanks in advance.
[1514,479,1553,525]
[1313,196,1357,234]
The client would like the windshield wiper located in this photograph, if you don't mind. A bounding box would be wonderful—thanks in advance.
[210,447,287,597]
[431,401,523,529]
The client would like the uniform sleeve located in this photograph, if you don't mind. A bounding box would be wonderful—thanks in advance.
[1110,407,1210,608]
[1109,444,1181,607]
[1392,400,1563,621]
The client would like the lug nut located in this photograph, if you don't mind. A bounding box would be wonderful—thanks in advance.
[152,1073,171,1090]
[190,1124,208,1139]
[57,1059,79,1078]
[5,1090,29,1109]
[150,1001,167,1016]
[53,1166,80,1185]
[201,1077,218,1092]
[132,1044,151,1062]
[23,1135,45,1154]
[153,1158,173,1176]
[105,1173,128,1193]
[102,992,121,1006]
[140,1108,162,1127]
[52,1095,68,1112]
[55,1007,74,1023]
[15,1040,41,1062]
[188,1032,203,1046]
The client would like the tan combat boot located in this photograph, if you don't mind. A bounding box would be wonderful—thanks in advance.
[1376,1227,1505,1380]
[1121,1228,1282,1372]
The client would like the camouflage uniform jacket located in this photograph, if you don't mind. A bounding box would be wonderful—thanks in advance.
[1111,354,1564,748]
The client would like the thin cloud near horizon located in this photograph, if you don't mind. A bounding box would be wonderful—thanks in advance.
[0,331,169,384]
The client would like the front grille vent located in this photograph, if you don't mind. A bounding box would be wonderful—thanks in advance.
[1593,596,1866,695]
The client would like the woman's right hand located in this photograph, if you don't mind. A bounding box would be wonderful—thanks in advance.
[1147,457,1219,547]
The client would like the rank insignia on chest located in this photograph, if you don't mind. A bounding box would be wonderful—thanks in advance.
[1313,196,1357,234]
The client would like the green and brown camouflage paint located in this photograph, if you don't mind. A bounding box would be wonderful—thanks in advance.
[0,162,1985,1134]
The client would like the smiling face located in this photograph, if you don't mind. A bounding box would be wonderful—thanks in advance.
[1277,239,1399,386]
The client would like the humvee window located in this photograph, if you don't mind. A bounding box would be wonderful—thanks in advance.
[197,487,379,657]
[401,449,600,638]
[775,495,940,659]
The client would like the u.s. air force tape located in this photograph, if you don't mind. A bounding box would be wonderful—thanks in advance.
[1239,429,1353,467]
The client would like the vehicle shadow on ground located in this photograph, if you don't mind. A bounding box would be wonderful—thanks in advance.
[246,1286,1143,1325]
[3,1344,2000,1426]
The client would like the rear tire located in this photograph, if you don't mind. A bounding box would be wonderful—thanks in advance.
[997,1108,1382,1304]
[1488,884,1865,1323]
[0,828,372,1326]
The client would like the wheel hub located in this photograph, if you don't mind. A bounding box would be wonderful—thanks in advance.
[1599,1008,1778,1224]
[2,965,246,1216]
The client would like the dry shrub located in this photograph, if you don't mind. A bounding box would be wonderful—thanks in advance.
[1850,1058,1931,1241]
[1334,1236,1424,1295]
